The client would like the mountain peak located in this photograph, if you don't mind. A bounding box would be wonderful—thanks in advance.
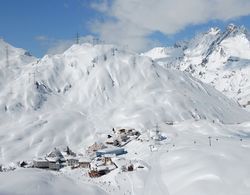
[226,23,238,31]
[207,27,221,35]
[224,23,248,37]
[0,39,37,69]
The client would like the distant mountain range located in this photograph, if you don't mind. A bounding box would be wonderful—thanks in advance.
[144,24,250,108]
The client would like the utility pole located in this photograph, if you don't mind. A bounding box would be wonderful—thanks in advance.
[29,72,35,84]
[29,61,38,84]
[93,37,100,45]
[92,37,96,45]
[155,123,160,135]
[76,32,79,44]
[208,136,212,147]
[5,45,9,67]
[29,69,36,85]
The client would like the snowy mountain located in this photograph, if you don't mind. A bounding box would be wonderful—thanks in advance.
[0,39,36,67]
[1,40,250,195]
[0,40,248,162]
[0,39,37,90]
[145,24,250,108]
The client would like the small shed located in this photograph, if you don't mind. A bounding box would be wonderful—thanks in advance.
[105,137,114,145]
[89,170,107,178]
[79,157,91,168]
[166,121,174,125]
[19,161,28,168]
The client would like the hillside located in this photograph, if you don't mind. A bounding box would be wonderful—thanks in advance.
[1,40,250,195]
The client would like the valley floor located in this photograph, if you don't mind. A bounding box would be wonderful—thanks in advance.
[1,120,250,195]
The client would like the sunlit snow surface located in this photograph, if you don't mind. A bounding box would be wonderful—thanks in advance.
[0,168,107,195]
[144,25,250,108]
[1,120,250,195]
[1,40,250,194]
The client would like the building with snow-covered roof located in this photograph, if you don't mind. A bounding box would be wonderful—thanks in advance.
[79,157,91,168]
[48,162,61,170]
[95,164,117,172]
[46,148,65,162]
[96,147,126,157]
[33,158,49,169]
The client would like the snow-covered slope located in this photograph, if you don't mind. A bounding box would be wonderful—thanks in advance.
[0,168,107,195]
[0,39,35,67]
[1,40,250,195]
[0,42,249,163]
[145,24,250,108]
[0,39,37,90]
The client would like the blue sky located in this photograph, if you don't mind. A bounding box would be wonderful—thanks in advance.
[0,0,99,57]
[1,0,250,57]
[151,17,250,46]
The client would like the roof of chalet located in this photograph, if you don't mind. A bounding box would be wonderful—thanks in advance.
[46,148,64,162]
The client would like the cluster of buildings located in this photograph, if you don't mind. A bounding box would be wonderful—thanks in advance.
[105,128,140,147]
[33,147,73,171]
[33,145,127,176]
[31,127,145,177]
[33,146,93,171]
[88,155,117,177]
[2,126,165,180]
[85,142,127,177]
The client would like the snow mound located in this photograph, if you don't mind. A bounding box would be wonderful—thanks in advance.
[0,168,106,195]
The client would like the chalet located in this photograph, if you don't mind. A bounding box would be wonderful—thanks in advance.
[34,148,66,170]
[46,148,65,163]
